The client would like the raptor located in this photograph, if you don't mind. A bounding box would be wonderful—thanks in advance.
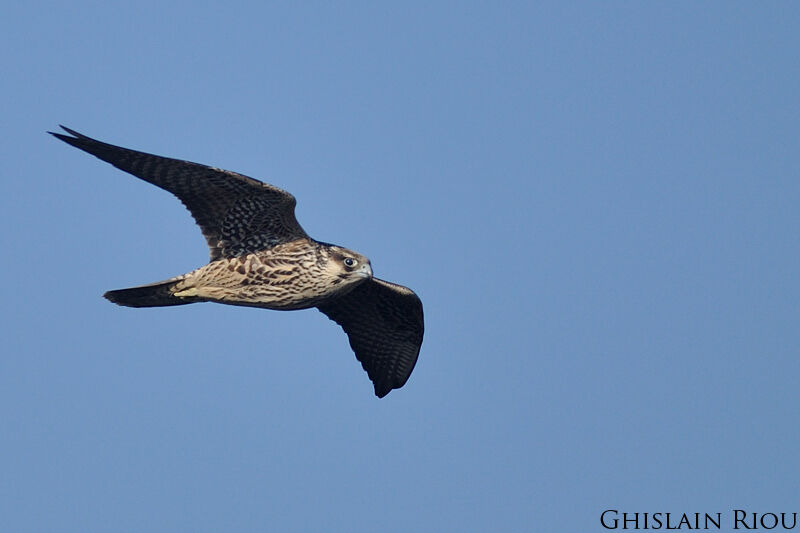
[51,126,424,398]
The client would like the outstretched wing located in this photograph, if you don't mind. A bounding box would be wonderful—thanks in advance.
[318,278,424,398]
[50,126,308,260]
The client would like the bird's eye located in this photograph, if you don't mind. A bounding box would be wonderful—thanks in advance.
[343,257,357,268]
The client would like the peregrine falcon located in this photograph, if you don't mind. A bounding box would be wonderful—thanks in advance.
[51,126,424,398]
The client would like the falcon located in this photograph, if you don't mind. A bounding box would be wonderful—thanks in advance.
[51,126,424,398]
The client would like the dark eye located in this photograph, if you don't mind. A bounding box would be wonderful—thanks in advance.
[343,257,357,268]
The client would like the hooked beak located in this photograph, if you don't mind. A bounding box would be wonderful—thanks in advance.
[358,261,373,279]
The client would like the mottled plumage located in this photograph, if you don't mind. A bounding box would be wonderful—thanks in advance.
[51,126,424,398]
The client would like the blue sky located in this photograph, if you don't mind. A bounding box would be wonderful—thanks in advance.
[2,2,799,532]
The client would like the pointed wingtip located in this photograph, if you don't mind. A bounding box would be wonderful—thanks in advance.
[49,125,74,141]
[48,125,89,140]
[103,290,124,306]
[49,126,100,151]
[58,125,84,137]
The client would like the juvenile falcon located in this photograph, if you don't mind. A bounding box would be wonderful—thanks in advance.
[50,126,424,398]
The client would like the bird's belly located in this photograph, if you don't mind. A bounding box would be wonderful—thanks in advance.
[178,280,332,310]
[179,256,363,310]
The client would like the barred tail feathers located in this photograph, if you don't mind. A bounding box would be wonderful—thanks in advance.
[103,278,192,308]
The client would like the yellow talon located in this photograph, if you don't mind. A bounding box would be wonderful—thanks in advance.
[174,288,199,298]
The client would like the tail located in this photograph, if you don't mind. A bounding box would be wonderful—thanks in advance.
[104,278,192,308]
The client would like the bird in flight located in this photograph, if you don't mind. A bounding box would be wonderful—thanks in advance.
[51,126,424,398]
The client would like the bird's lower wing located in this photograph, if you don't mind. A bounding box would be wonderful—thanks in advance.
[317,278,424,398]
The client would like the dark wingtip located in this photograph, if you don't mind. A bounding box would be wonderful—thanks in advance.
[49,125,90,142]
[103,290,125,306]
[49,125,78,143]
[49,126,105,155]
[58,125,85,137]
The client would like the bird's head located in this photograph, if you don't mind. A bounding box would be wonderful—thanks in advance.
[326,246,373,288]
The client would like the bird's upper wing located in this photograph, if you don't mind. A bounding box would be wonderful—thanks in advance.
[317,278,424,398]
[50,126,309,260]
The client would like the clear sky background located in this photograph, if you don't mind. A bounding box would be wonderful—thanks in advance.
[2,2,799,532]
